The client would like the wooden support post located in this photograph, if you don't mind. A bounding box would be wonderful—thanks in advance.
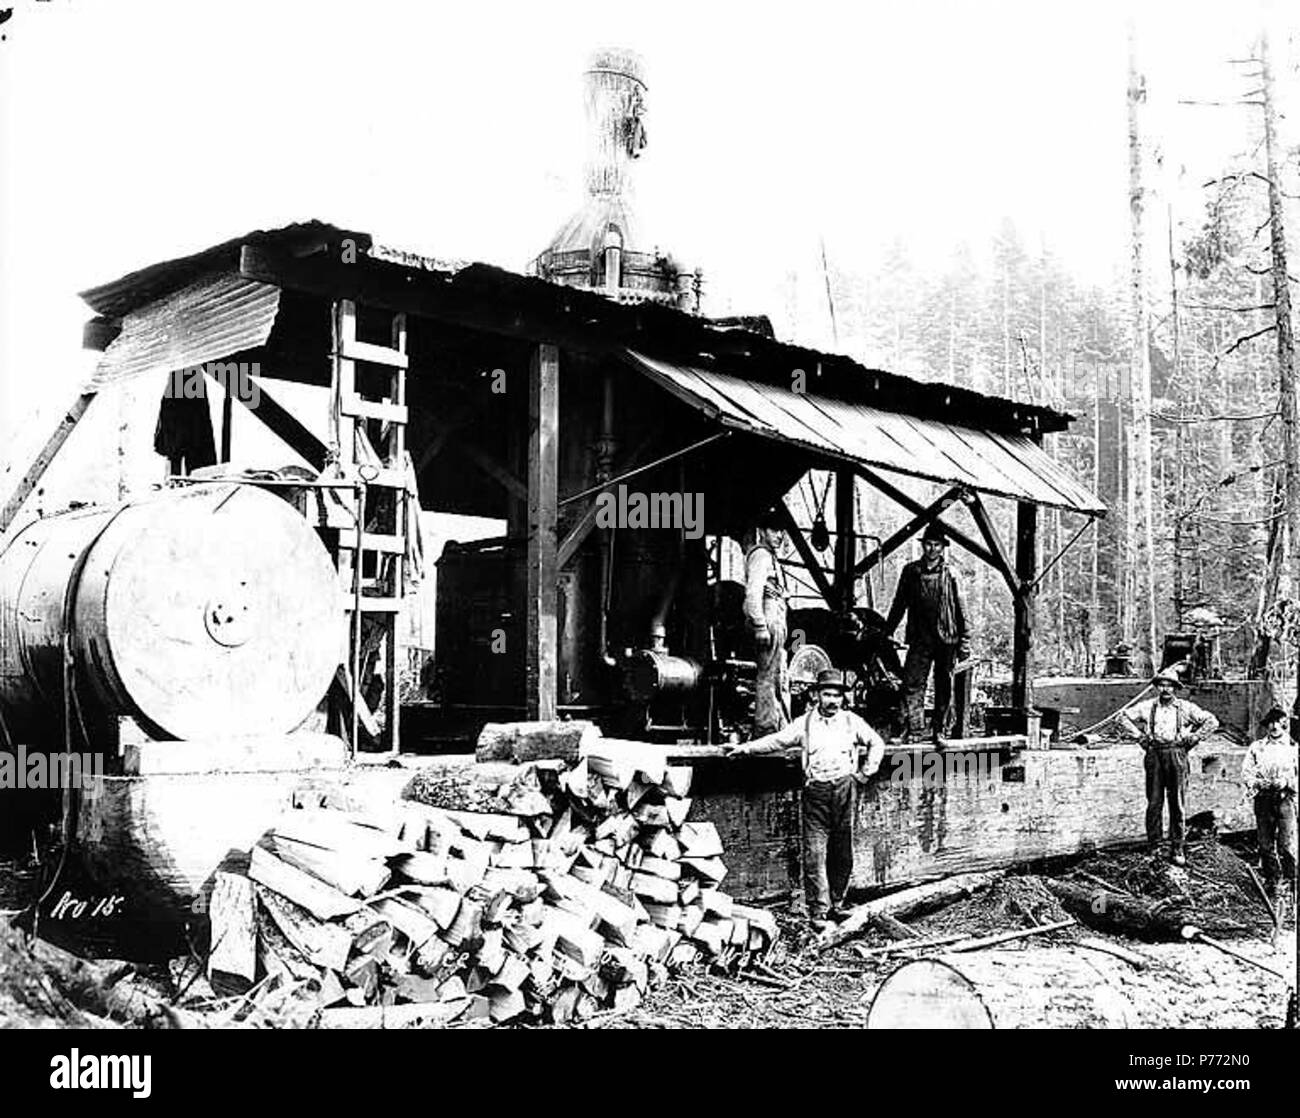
[0,391,97,535]
[833,468,856,612]
[526,344,560,721]
[1012,499,1038,710]
[220,388,234,464]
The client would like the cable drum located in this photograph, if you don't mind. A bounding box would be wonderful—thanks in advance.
[0,484,343,741]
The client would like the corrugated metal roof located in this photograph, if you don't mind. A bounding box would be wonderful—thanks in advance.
[79,221,359,318]
[79,220,1079,435]
[91,275,281,388]
[625,350,1104,515]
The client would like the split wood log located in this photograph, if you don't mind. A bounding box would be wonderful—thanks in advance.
[818,871,1006,951]
[584,739,671,785]
[476,720,601,764]
[207,872,257,995]
[403,757,553,817]
[866,948,1143,1028]
[263,834,391,897]
[1044,879,1187,940]
[248,846,361,921]
[255,885,353,972]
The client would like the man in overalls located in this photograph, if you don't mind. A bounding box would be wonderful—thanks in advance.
[1117,668,1220,865]
[885,522,969,743]
[743,513,791,736]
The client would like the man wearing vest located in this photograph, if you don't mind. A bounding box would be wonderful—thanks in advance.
[723,669,887,929]
[885,521,970,744]
[1117,668,1220,866]
[743,514,791,736]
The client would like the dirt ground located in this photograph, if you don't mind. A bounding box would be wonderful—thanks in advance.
[582,910,1293,1031]
[2,841,1295,1030]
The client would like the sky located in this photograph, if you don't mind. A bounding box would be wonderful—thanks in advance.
[0,0,1295,459]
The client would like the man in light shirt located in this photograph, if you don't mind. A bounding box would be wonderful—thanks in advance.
[1241,705,1297,926]
[1116,667,1220,866]
[724,669,887,929]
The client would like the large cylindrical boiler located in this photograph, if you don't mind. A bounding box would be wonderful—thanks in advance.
[0,483,343,741]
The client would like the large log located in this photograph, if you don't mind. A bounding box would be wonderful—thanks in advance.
[818,871,1005,951]
[1044,879,1188,940]
[867,949,1142,1028]
[866,941,1289,1028]
[476,720,600,764]
[21,932,199,1028]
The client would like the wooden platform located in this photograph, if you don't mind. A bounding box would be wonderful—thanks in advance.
[686,739,1254,901]
[66,737,1255,956]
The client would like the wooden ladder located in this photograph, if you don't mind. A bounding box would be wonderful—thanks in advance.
[331,298,409,755]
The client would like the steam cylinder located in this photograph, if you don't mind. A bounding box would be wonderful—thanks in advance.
[0,483,343,741]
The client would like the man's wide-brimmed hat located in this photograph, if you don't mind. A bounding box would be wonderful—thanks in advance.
[814,669,848,693]
[921,522,949,546]
[1152,667,1184,688]
[1260,705,1288,727]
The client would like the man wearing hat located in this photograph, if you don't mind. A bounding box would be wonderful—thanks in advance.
[885,521,970,743]
[743,513,791,736]
[1241,706,1297,924]
[1117,668,1220,865]
[723,669,887,929]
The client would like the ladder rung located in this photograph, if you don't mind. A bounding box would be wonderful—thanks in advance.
[341,395,408,424]
[339,338,409,370]
[342,595,403,613]
[339,532,406,555]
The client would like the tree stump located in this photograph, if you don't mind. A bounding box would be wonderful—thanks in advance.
[866,949,1140,1028]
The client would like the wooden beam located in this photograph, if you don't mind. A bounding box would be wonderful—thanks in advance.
[0,390,97,535]
[855,466,998,570]
[423,410,528,501]
[776,500,836,605]
[526,344,560,721]
[220,388,234,463]
[965,491,1019,595]
[211,369,329,472]
[558,497,603,570]
[1012,500,1038,709]
[854,485,964,577]
[833,468,856,612]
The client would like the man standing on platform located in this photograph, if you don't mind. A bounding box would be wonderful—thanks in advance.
[885,522,969,744]
[1117,668,1220,866]
[723,669,886,930]
[743,512,791,736]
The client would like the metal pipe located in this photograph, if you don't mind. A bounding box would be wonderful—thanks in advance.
[559,432,729,507]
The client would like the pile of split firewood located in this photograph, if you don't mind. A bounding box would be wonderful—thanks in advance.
[205,739,777,1027]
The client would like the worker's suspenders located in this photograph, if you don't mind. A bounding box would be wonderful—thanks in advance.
[1144,700,1186,742]
[801,710,853,778]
